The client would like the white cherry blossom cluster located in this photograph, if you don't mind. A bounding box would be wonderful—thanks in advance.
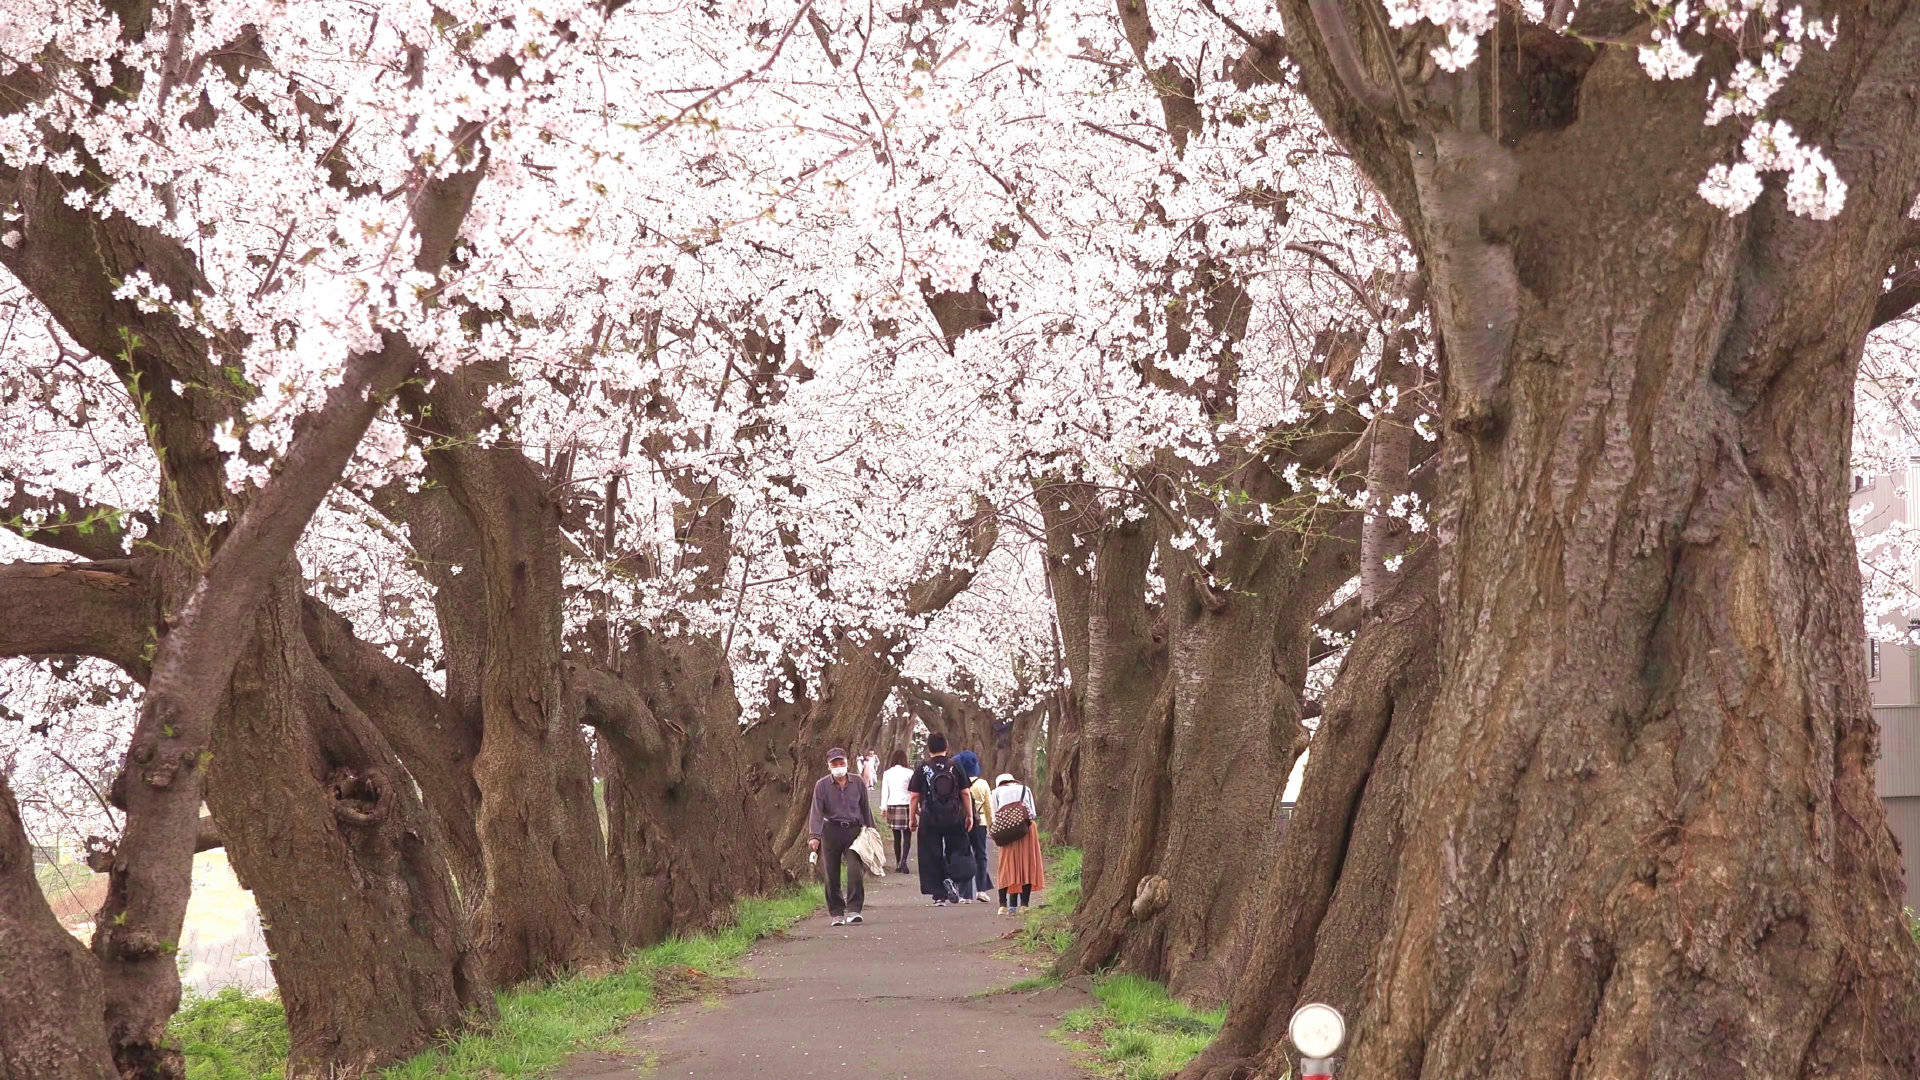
[1636,1,1847,218]
[1366,0,1847,219]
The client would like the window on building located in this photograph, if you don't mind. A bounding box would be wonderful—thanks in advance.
[1871,640,1881,680]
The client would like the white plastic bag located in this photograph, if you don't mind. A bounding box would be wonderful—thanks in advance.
[851,826,888,877]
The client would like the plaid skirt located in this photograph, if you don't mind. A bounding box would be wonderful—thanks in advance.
[884,804,912,830]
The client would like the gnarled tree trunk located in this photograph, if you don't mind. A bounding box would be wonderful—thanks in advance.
[1271,4,1920,1074]
[209,576,483,1077]
[406,364,617,988]
[1037,478,1098,840]
[1060,518,1170,974]
[1179,548,1436,1080]
[577,650,783,946]
[0,772,117,1080]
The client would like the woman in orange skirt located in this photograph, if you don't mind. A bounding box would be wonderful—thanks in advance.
[990,773,1046,915]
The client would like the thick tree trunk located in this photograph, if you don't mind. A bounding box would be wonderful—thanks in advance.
[1062,491,1358,1003]
[405,364,617,988]
[1037,479,1097,838]
[0,772,117,1080]
[1179,550,1436,1080]
[301,592,485,895]
[1269,8,1920,1075]
[3,66,484,1070]
[1011,700,1048,788]
[1136,576,1310,1002]
[575,658,782,945]
[90,339,419,1078]
[1042,684,1084,844]
[758,634,905,867]
[1060,519,1169,973]
[209,577,483,1077]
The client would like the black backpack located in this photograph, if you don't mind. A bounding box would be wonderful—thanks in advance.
[921,758,968,828]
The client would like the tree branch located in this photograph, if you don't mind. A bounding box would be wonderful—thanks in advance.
[0,559,153,677]
[0,469,154,562]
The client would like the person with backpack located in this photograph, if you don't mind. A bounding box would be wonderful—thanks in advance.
[989,773,1045,915]
[953,750,996,903]
[907,732,972,906]
[808,747,874,926]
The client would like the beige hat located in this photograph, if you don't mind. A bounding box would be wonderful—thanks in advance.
[994,773,1016,786]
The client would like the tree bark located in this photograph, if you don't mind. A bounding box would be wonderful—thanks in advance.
[88,337,419,1078]
[1271,6,1920,1075]
[1179,548,1437,1080]
[404,363,617,988]
[0,560,153,677]
[3,38,487,1069]
[301,591,485,895]
[208,576,484,1078]
[575,659,783,946]
[1036,478,1098,840]
[0,771,117,1080]
[1060,516,1170,974]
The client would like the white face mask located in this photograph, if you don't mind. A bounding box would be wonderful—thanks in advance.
[830,765,848,778]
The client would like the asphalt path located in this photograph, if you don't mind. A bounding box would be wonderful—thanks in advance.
[557,859,1090,1080]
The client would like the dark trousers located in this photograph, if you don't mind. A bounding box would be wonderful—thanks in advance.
[967,824,994,895]
[916,823,969,897]
[821,821,864,916]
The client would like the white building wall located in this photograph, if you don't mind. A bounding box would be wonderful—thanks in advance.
[1853,468,1920,910]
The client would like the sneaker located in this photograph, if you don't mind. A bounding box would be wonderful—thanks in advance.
[977,893,994,903]
[848,913,864,924]
[996,905,1009,915]
[830,916,846,926]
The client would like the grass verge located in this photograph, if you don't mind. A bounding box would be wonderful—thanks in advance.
[1056,974,1225,1080]
[179,886,822,1080]
[1011,839,1218,1079]
[1014,839,1081,959]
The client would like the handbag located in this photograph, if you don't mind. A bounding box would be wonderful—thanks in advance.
[989,786,1032,845]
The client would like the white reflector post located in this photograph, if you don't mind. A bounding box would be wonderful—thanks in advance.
[1289,1002,1346,1059]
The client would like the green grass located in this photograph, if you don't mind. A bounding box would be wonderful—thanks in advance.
[1015,839,1082,960]
[178,886,822,1080]
[1058,974,1225,1080]
[1907,907,1920,949]
[1008,841,1218,1080]
[175,989,291,1080]
[999,973,1064,993]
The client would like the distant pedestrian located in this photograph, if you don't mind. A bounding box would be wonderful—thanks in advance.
[990,773,1045,915]
[809,748,874,926]
[953,750,996,903]
[859,750,880,790]
[880,749,915,872]
[908,733,972,906]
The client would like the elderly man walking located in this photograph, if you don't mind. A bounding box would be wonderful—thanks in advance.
[809,747,874,926]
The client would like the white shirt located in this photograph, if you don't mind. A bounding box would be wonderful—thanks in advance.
[880,764,914,807]
[990,782,1037,819]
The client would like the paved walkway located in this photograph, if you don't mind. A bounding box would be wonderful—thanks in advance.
[558,864,1091,1080]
